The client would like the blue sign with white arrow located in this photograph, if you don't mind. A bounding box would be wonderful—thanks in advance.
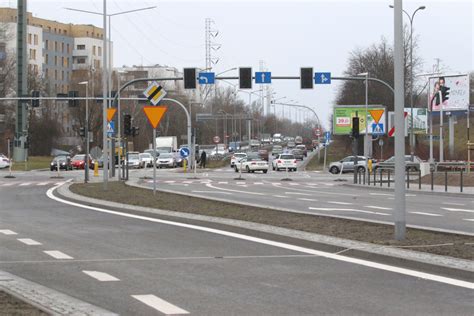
[179,147,190,158]
[315,72,331,84]
[198,72,215,84]
[255,72,271,84]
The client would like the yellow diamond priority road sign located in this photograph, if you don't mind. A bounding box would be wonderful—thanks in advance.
[144,82,167,105]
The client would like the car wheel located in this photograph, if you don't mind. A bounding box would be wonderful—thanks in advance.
[357,166,365,173]
[272,166,275,171]
[329,166,339,174]
[263,170,268,174]
[246,166,250,173]
[235,167,239,173]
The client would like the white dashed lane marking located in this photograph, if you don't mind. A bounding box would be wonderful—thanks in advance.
[441,208,474,214]
[0,230,17,235]
[43,250,74,260]
[132,295,189,315]
[284,192,312,196]
[19,182,32,186]
[410,212,443,217]
[327,201,353,205]
[17,238,42,245]
[83,271,120,282]
[298,198,318,202]
[366,206,392,210]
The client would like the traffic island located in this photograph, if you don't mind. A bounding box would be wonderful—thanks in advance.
[69,181,474,261]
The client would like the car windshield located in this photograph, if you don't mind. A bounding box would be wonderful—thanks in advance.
[139,153,151,158]
[72,155,84,160]
[235,154,246,158]
[159,153,173,158]
[281,155,294,159]
[53,156,67,162]
[128,154,139,159]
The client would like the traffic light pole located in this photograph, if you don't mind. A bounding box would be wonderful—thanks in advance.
[439,90,444,162]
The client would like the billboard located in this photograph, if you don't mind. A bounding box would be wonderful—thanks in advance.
[387,108,428,137]
[428,75,469,111]
[333,106,386,135]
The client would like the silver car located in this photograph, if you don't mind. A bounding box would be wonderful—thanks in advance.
[329,156,367,174]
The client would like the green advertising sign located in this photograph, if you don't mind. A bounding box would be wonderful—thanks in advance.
[333,106,386,135]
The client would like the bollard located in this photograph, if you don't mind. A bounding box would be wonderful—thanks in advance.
[388,169,391,187]
[183,158,187,173]
[358,170,361,184]
[94,161,99,177]
[374,168,376,186]
[368,169,371,186]
[418,169,421,190]
[445,170,448,192]
[431,170,434,191]
[460,169,463,193]
[363,171,366,185]
[407,168,410,189]
[380,169,382,187]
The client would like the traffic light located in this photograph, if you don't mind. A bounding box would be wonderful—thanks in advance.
[124,114,132,136]
[31,90,40,107]
[79,127,85,137]
[131,126,139,137]
[300,67,313,89]
[183,68,197,89]
[68,91,78,107]
[441,86,450,102]
[352,117,360,139]
[239,67,252,89]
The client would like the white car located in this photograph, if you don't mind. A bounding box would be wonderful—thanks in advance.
[156,153,177,168]
[230,153,247,167]
[126,152,141,169]
[0,155,10,169]
[234,157,268,173]
[139,153,153,168]
[272,154,297,171]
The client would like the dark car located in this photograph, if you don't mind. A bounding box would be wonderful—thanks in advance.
[291,149,304,161]
[295,145,308,157]
[50,155,72,171]
[258,149,269,161]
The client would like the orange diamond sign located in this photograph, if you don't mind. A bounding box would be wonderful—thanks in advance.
[107,108,117,122]
[369,109,384,124]
[143,106,168,129]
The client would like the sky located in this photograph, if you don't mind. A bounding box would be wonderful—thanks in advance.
[1,0,473,129]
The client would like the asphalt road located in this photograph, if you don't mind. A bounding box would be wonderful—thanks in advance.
[0,170,473,314]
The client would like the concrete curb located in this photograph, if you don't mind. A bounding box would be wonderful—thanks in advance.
[344,183,474,198]
[0,270,117,315]
[59,182,474,272]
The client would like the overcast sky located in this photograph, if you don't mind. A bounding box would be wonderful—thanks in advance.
[2,0,473,128]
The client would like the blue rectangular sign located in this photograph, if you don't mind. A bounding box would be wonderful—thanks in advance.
[324,131,331,140]
[315,72,331,84]
[198,72,215,84]
[255,72,271,84]
[107,121,115,137]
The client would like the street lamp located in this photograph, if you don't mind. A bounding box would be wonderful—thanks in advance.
[357,72,369,157]
[115,69,127,180]
[78,81,89,183]
[389,4,426,159]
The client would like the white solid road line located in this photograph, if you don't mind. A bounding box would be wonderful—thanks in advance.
[132,295,189,315]
[0,230,17,235]
[298,198,318,202]
[17,238,42,245]
[47,185,474,290]
[442,202,465,206]
[273,195,289,198]
[327,201,353,205]
[309,207,376,215]
[218,181,228,184]
[1,182,16,186]
[83,271,120,282]
[192,190,231,195]
[410,212,443,217]
[441,207,474,214]
[463,219,474,222]
[366,206,392,210]
[285,192,312,196]
[19,182,32,186]
[369,193,393,196]
[36,182,50,186]
[43,250,74,260]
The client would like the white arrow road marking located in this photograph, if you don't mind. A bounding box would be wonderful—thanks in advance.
[83,271,120,282]
[327,201,353,205]
[43,250,74,260]
[132,295,189,315]
[366,206,392,210]
[0,230,17,235]
[410,212,443,217]
[47,184,474,290]
[441,208,474,214]
[17,238,42,245]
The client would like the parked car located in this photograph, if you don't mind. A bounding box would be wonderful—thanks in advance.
[374,155,422,172]
[126,152,142,169]
[230,152,247,167]
[139,153,154,168]
[234,156,269,173]
[272,154,297,171]
[295,145,308,157]
[71,154,93,170]
[0,154,10,169]
[50,155,72,171]
[156,153,177,168]
[328,156,367,174]
[291,149,304,161]
[172,151,186,167]
[272,145,283,156]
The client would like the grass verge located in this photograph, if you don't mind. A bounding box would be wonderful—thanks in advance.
[0,291,48,315]
[70,182,474,260]
[12,156,51,171]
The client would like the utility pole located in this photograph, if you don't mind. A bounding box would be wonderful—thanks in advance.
[102,0,108,189]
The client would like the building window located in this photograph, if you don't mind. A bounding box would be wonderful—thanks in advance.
[77,58,86,64]
[61,71,64,80]
[66,43,70,53]
[54,56,57,66]
[98,46,102,57]
[92,45,96,56]
[54,70,58,80]
[45,54,48,63]
[94,60,100,68]
[45,40,49,50]
[54,41,58,51]
[34,34,38,45]
[28,33,32,44]
[45,68,49,77]
[77,44,85,50]
[61,42,64,53]
[33,64,38,74]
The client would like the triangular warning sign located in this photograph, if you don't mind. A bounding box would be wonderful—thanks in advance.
[369,109,384,124]
[143,106,168,129]
[107,108,117,122]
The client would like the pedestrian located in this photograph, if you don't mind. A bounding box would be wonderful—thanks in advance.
[200,150,207,169]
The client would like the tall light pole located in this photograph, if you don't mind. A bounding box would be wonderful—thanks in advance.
[79,81,89,183]
[358,72,369,157]
[390,4,426,160]
[116,70,127,180]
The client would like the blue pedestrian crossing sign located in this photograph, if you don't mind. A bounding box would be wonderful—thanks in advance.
[198,72,215,84]
[107,121,115,137]
[315,72,331,84]
[255,72,271,84]
[179,147,190,158]
[372,123,384,136]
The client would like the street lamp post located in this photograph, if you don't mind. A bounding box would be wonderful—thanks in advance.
[390,4,426,159]
[78,81,89,183]
[358,72,369,157]
[116,70,127,180]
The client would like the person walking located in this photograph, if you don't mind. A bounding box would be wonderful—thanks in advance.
[200,150,207,169]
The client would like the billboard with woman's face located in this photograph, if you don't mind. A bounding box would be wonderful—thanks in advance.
[428,75,469,111]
